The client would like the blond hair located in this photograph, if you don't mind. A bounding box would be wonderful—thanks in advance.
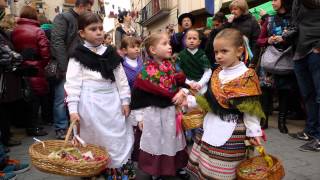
[144,32,169,57]
[229,0,249,14]
[0,14,16,31]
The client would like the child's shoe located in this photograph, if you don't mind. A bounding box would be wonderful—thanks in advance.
[0,171,16,180]
[3,159,30,174]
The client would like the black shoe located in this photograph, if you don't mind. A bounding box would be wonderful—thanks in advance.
[5,139,22,147]
[26,128,48,136]
[278,113,288,134]
[261,117,268,129]
[299,139,320,152]
[55,129,66,140]
[176,169,190,180]
[289,131,313,141]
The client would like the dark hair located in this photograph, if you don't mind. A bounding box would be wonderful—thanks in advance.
[120,36,141,49]
[214,28,244,47]
[78,12,103,30]
[118,10,129,23]
[20,6,38,20]
[75,0,93,7]
[280,0,293,13]
[144,32,168,57]
[38,14,49,25]
[104,33,111,39]
[213,12,227,23]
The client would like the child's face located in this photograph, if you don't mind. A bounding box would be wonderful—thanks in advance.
[150,34,172,59]
[79,22,104,46]
[185,30,201,50]
[123,44,140,59]
[104,35,112,45]
[213,38,243,68]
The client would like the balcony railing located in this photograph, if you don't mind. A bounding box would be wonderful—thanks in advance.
[141,0,170,26]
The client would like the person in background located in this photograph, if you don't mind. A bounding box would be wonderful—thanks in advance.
[168,13,195,53]
[257,0,297,133]
[38,15,53,40]
[289,0,320,152]
[205,12,227,68]
[11,6,50,136]
[226,0,261,68]
[51,0,93,140]
[104,32,113,46]
[115,10,136,49]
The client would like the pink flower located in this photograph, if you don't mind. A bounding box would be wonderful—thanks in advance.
[159,61,173,73]
[145,65,158,76]
[160,75,172,89]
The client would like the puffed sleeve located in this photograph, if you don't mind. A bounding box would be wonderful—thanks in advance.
[64,58,83,113]
[113,63,131,105]
[243,113,262,137]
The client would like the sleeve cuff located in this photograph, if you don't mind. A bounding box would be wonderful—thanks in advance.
[246,127,263,137]
[68,102,78,114]
[121,98,130,105]
[187,95,198,109]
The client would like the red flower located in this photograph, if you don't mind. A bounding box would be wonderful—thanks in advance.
[159,60,173,73]
[160,75,173,90]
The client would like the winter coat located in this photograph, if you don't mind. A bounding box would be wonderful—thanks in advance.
[0,29,22,103]
[12,18,50,96]
[51,8,81,75]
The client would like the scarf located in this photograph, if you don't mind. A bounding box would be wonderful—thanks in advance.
[130,59,186,109]
[71,45,121,81]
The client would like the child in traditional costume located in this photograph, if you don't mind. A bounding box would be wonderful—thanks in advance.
[130,32,189,180]
[176,29,212,94]
[120,36,143,162]
[179,28,265,180]
[64,12,134,170]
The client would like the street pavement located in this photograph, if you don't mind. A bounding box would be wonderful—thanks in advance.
[7,113,320,180]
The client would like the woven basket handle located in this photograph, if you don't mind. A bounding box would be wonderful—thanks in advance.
[63,120,77,146]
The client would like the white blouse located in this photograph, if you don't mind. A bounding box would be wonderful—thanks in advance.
[65,41,131,114]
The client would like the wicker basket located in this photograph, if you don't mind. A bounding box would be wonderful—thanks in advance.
[29,121,109,177]
[182,108,205,130]
[236,155,285,180]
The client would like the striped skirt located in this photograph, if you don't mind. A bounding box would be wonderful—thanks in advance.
[187,122,246,180]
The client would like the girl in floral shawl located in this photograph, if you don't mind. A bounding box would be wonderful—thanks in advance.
[130,32,189,180]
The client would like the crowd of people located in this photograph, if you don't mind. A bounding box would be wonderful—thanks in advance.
[0,0,320,179]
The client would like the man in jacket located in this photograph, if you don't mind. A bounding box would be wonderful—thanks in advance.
[51,0,93,139]
[289,0,320,152]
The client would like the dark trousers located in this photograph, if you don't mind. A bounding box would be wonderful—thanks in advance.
[294,52,320,139]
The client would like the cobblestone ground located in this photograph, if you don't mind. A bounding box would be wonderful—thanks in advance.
[7,113,320,180]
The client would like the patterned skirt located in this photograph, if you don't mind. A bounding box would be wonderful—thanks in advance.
[187,122,246,180]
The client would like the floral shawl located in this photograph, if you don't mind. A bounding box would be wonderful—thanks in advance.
[134,59,185,99]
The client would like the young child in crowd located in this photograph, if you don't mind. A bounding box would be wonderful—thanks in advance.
[104,32,113,46]
[120,36,143,162]
[120,36,143,89]
[177,28,264,179]
[64,12,134,173]
[130,32,189,180]
[176,29,212,94]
